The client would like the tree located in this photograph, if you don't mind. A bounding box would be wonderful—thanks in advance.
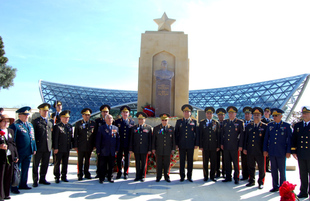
[0,36,17,90]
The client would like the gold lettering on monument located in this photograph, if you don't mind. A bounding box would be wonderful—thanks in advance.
[158,84,169,96]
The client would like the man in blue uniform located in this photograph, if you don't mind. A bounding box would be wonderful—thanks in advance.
[263,108,292,192]
[96,114,120,183]
[175,104,199,182]
[262,107,273,172]
[243,107,266,189]
[114,105,134,179]
[291,106,310,198]
[216,108,226,178]
[221,106,244,184]
[10,107,37,194]
[241,107,252,181]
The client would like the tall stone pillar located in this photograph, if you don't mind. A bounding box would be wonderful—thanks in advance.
[137,13,189,118]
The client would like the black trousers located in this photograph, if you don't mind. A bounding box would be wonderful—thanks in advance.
[223,150,239,180]
[77,151,92,177]
[216,149,225,177]
[247,154,265,185]
[32,151,50,182]
[179,148,194,179]
[98,154,115,181]
[266,155,270,170]
[117,147,130,175]
[156,154,170,180]
[134,153,147,179]
[241,151,249,179]
[54,151,69,179]
[203,150,217,180]
[0,157,13,199]
[298,159,310,195]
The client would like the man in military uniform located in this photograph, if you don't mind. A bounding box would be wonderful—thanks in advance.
[51,101,62,125]
[243,107,266,189]
[129,112,152,182]
[115,105,134,179]
[291,106,310,198]
[221,106,244,184]
[261,107,273,172]
[96,114,120,183]
[10,107,37,194]
[263,108,292,192]
[152,113,175,182]
[53,110,73,183]
[199,107,220,182]
[175,104,199,182]
[74,108,96,180]
[32,103,53,187]
[241,107,252,181]
[94,104,110,178]
[216,108,226,178]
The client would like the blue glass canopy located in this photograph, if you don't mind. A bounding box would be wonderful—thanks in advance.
[39,74,309,123]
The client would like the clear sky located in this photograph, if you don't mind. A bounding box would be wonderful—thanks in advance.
[1,0,309,111]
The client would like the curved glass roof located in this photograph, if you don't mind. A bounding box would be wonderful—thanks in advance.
[39,74,309,123]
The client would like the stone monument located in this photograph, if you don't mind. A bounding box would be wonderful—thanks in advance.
[137,13,189,118]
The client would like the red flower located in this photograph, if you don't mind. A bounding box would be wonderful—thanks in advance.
[279,181,297,201]
[0,131,5,136]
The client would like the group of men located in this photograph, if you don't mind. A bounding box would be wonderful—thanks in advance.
[5,102,310,199]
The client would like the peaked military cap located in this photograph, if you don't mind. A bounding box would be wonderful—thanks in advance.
[120,105,131,112]
[264,107,271,112]
[252,107,263,115]
[16,106,31,115]
[204,107,215,113]
[181,104,193,112]
[38,103,51,111]
[302,106,310,114]
[160,113,170,120]
[271,108,284,116]
[216,108,226,115]
[227,106,238,113]
[53,101,62,108]
[81,108,92,115]
[60,110,70,118]
[243,106,252,114]
[100,104,110,112]
[136,112,147,119]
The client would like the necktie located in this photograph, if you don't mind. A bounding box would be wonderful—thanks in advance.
[140,125,143,131]
[305,122,307,127]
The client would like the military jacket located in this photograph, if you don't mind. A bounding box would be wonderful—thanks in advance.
[244,122,267,155]
[32,116,53,152]
[129,124,152,154]
[52,122,73,152]
[152,124,175,156]
[175,118,199,149]
[291,121,310,160]
[261,117,273,124]
[94,117,106,136]
[114,118,135,148]
[74,120,96,152]
[243,119,253,127]
[263,121,292,157]
[221,118,244,150]
[51,112,61,125]
[199,119,220,151]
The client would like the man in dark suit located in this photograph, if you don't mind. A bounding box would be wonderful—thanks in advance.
[291,106,310,198]
[53,110,73,183]
[199,107,220,182]
[221,106,244,184]
[32,103,53,187]
[51,101,62,125]
[216,108,226,178]
[175,104,199,182]
[74,108,96,180]
[129,112,152,182]
[152,113,175,182]
[114,106,135,179]
[96,114,120,183]
[263,108,292,192]
[261,107,273,172]
[243,107,266,189]
[9,107,37,194]
[241,107,252,181]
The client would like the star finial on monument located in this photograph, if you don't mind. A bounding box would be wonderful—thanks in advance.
[154,12,176,32]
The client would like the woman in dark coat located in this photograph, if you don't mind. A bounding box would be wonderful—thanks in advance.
[0,114,18,199]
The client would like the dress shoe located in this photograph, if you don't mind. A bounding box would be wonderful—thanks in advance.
[297,193,308,198]
[4,196,11,200]
[33,182,38,187]
[269,188,279,192]
[211,178,217,182]
[141,178,145,182]
[55,178,60,183]
[246,182,255,187]
[222,179,232,182]
[258,184,264,189]
[203,178,208,182]
[11,190,20,194]
[180,178,185,182]
[116,172,122,179]
[108,178,114,183]
[188,178,193,182]
[19,186,32,190]
[99,180,103,184]
[85,176,92,179]
[39,180,51,185]
[156,179,160,182]
[78,177,83,181]
[165,179,171,183]
[234,180,239,184]
[124,175,128,180]
[61,178,69,182]
[134,178,139,181]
